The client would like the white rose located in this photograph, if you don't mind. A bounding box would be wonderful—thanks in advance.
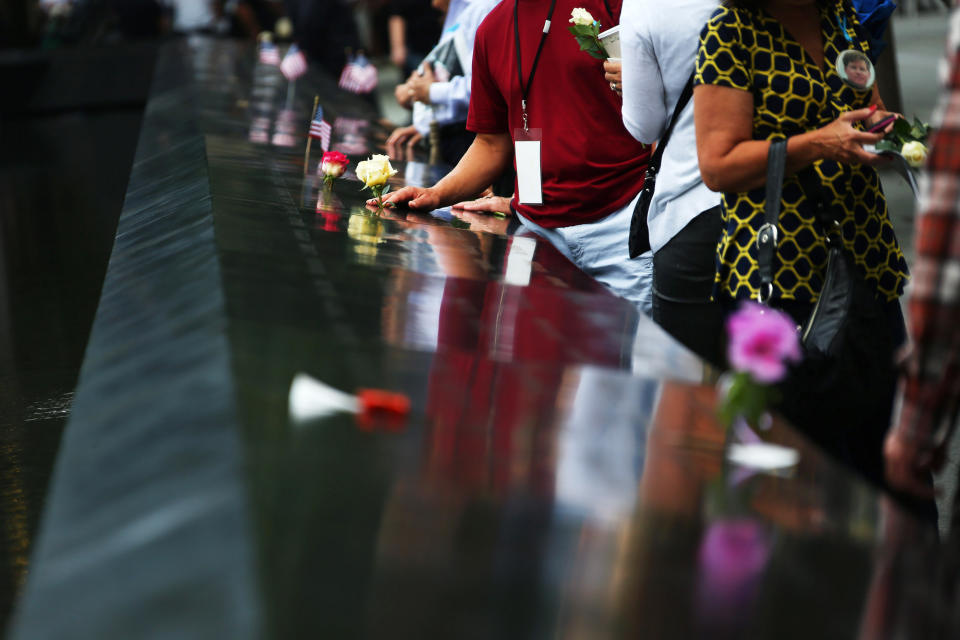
[320,151,348,178]
[275,17,293,39]
[901,141,928,168]
[569,8,595,26]
[355,154,398,187]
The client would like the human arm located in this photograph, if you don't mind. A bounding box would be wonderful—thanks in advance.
[619,13,667,143]
[693,86,886,193]
[885,30,960,497]
[396,62,440,110]
[693,9,887,193]
[384,11,513,208]
[429,74,471,114]
[452,194,513,216]
[405,63,436,104]
[394,81,415,109]
[884,429,941,499]
[375,132,514,209]
[426,0,495,114]
[389,14,407,68]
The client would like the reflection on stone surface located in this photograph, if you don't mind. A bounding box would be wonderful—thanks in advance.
[7,36,960,640]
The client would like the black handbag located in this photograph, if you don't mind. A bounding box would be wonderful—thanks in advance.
[628,72,695,258]
[759,139,898,418]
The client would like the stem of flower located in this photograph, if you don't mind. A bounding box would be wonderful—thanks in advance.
[371,184,385,210]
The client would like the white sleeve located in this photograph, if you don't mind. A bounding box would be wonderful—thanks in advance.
[428,75,470,112]
[620,6,668,144]
[423,0,497,121]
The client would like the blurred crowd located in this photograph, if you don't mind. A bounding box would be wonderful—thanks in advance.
[0,0,444,65]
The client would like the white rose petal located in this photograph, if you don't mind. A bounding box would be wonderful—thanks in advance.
[901,141,928,168]
[321,159,346,177]
[356,154,398,187]
[569,8,595,26]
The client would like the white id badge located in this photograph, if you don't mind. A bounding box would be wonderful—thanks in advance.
[514,128,543,205]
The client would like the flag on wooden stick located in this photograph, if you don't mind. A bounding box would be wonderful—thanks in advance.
[308,103,332,152]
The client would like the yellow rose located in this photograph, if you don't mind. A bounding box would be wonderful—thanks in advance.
[355,154,398,187]
[901,141,928,169]
[569,8,595,26]
[347,213,384,245]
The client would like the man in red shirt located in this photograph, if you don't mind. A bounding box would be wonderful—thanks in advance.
[376,0,653,312]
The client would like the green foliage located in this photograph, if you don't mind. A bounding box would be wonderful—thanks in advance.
[878,114,930,152]
[874,138,900,152]
[568,24,597,37]
[717,371,779,429]
[567,24,608,60]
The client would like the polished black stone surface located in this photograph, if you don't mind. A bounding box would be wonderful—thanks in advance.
[0,45,155,626]
[8,37,958,639]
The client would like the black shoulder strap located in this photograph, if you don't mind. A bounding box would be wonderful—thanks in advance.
[648,71,696,174]
[757,139,787,302]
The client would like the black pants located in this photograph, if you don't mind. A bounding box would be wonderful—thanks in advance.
[652,206,725,367]
[437,122,475,167]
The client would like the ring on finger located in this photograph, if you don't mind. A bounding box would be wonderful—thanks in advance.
[610,81,617,91]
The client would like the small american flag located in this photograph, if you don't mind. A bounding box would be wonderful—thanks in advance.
[259,41,280,66]
[338,53,378,94]
[281,44,308,81]
[308,104,332,152]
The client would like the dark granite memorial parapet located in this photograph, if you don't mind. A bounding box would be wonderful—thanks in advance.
[8,36,951,640]
[8,39,260,640]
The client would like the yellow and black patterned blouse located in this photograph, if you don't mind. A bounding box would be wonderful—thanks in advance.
[695,0,908,303]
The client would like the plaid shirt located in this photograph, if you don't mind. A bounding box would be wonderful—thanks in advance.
[895,7,960,449]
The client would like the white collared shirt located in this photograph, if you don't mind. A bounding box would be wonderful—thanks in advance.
[412,0,500,135]
[620,0,721,253]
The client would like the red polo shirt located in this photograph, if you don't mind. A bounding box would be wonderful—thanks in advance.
[467,0,650,229]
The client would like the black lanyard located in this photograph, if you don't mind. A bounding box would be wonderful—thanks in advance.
[513,0,558,131]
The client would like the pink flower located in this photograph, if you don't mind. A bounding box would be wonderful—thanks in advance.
[726,302,801,383]
[696,519,771,627]
[320,151,349,178]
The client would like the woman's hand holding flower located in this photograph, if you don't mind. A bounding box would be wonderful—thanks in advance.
[865,108,900,134]
[812,107,888,166]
